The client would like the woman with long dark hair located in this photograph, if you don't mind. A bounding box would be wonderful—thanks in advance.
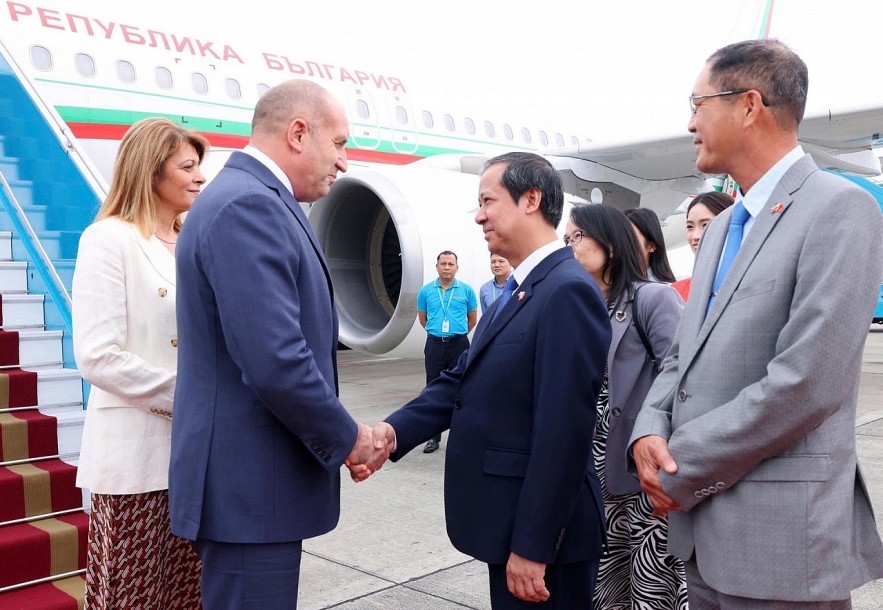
[566,204,687,609]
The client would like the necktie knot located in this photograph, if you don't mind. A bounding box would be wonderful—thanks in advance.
[730,202,750,228]
[503,276,518,293]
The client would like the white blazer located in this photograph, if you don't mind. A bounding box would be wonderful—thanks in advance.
[73,217,179,494]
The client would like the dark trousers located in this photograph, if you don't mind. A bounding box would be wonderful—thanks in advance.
[487,560,597,609]
[685,556,851,610]
[424,333,469,443]
[195,538,303,609]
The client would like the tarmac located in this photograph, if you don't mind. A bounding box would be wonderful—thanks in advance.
[298,327,883,609]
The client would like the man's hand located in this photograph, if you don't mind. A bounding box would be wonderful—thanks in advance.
[506,552,549,603]
[632,435,681,516]
[344,422,391,482]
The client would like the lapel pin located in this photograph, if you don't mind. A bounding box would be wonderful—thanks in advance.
[517,292,525,301]
[770,202,784,214]
[614,310,626,322]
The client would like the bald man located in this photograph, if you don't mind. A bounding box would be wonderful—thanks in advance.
[170,80,387,609]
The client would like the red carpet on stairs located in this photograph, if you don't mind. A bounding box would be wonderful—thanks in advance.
[0,459,82,522]
[0,574,85,610]
[0,331,21,368]
[0,512,88,588]
[0,409,59,462]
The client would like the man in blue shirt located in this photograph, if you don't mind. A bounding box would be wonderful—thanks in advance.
[417,250,478,453]
[479,253,512,313]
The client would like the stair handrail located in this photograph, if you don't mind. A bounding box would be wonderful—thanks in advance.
[0,39,108,200]
[0,171,72,334]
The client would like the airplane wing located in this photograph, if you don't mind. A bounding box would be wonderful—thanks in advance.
[540,104,883,218]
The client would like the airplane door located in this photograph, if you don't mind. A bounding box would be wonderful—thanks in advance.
[386,93,418,155]
[351,88,380,150]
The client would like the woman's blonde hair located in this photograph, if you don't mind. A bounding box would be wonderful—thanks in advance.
[96,118,209,237]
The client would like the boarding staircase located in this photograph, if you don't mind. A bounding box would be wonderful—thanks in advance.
[0,46,99,609]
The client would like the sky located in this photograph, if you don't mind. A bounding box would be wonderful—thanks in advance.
[151,0,882,144]
[13,0,883,144]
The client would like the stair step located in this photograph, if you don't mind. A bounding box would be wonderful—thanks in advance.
[0,572,85,609]
[1,294,44,330]
[0,157,20,181]
[0,409,59,461]
[16,330,63,369]
[0,262,27,294]
[0,232,11,261]
[0,511,88,588]
[36,370,83,409]
[0,459,82,523]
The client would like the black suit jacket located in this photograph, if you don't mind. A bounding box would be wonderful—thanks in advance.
[386,247,611,565]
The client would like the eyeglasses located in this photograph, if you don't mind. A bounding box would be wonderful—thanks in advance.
[689,89,770,115]
[563,230,584,247]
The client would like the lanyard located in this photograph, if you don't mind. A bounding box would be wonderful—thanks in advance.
[436,283,455,317]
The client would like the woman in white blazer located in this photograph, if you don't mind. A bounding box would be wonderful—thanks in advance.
[566,204,686,609]
[73,118,207,609]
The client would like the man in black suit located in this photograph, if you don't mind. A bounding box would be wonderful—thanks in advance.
[375,152,610,608]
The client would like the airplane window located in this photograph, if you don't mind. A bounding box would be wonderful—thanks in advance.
[464,117,475,135]
[75,53,96,78]
[395,106,408,125]
[555,133,565,147]
[116,60,135,84]
[356,100,370,120]
[539,130,549,146]
[257,83,270,97]
[503,124,514,141]
[29,46,52,71]
[422,110,434,129]
[192,72,208,95]
[484,121,495,138]
[225,78,241,99]
[443,114,455,131]
[155,67,173,89]
[521,128,532,144]
[571,135,579,146]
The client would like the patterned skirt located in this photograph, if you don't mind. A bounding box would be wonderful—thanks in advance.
[85,490,202,609]
[592,376,688,610]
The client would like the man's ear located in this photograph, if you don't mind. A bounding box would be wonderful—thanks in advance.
[287,118,309,152]
[522,187,543,213]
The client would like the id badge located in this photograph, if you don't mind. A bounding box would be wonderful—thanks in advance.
[441,319,450,334]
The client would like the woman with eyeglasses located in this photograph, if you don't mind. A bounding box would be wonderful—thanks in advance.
[565,204,687,609]
[671,191,735,300]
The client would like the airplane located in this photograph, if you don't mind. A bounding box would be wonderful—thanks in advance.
[1,0,881,361]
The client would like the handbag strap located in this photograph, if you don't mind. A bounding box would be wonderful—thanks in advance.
[631,283,657,369]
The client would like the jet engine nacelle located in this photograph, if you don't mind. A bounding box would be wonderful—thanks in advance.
[309,164,493,358]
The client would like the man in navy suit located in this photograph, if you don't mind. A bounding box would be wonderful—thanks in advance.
[170,80,386,609]
[374,153,611,608]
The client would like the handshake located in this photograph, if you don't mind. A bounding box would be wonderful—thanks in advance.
[344,422,396,482]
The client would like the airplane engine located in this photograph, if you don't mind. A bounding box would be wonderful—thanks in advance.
[309,164,491,358]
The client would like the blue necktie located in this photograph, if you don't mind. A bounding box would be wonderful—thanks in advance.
[707,202,750,314]
[491,275,519,321]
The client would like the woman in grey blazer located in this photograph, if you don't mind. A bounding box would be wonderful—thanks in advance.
[73,118,207,609]
[566,204,686,609]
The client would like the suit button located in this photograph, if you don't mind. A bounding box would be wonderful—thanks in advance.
[170,338,178,347]
[715,482,726,489]
[158,287,168,297]
[694,491,703,498]
[612,407,622,417]
[677,389,688,401]
[454,399,462,409]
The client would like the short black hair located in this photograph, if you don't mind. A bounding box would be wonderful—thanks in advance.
[483,152,563,228]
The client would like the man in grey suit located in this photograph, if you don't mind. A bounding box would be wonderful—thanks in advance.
[630,39,883,609]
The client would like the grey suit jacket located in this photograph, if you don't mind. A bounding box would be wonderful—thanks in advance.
[629,155,883,601]
[604,281,683,496]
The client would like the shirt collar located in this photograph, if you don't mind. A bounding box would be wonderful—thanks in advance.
[434,278,461,290]
[512,240,565,286]
[737,145,804,219]
[242,145,295,197]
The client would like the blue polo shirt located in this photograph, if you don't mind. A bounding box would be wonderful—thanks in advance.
[417,278,478,337]
[479,277,510,313]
